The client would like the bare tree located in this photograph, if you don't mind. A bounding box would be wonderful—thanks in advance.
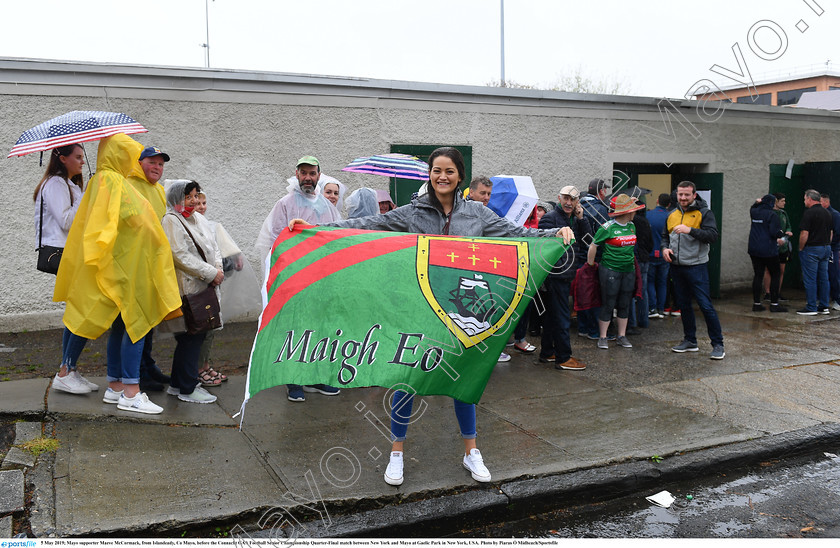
[488,67,632,95]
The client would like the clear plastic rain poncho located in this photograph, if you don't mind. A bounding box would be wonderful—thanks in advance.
[319,174,346,217]
[345,187,380,219]
[255,176,341,261]
[198,191,262,322]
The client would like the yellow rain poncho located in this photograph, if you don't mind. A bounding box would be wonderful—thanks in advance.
[127,159,166,220]
[54,134,181,343]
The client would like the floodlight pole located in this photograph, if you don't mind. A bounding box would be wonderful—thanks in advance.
[201,0,212,68]
[500,0,506,86]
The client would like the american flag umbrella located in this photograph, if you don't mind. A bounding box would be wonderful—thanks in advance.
[342,153,429,181]
[8,110,148,158]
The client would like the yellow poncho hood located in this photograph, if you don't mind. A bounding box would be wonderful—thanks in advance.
[54,134,181,343]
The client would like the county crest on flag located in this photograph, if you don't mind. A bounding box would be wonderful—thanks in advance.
[243,225,568,410]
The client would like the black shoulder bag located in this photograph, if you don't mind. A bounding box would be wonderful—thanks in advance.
[36,186,64,275]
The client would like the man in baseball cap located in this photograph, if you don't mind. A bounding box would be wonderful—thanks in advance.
[536,184,592,371]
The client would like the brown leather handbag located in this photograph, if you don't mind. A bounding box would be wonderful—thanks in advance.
[172,214,222,334]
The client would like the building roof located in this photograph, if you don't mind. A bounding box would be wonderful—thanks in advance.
[796,90,840,111]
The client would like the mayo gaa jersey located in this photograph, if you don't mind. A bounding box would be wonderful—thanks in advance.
[593,219,636,272]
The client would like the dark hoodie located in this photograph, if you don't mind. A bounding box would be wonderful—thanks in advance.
[748,195,783,258]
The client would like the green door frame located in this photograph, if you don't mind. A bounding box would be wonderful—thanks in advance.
[389,145,473,206]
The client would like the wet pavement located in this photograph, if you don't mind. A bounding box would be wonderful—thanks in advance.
[2,289,840,537]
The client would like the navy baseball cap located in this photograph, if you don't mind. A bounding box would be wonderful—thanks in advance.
[139,146,170,162]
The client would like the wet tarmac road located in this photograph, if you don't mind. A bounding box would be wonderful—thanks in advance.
[457,445,840,538]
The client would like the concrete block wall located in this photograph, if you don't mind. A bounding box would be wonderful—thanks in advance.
[1,59,839,332]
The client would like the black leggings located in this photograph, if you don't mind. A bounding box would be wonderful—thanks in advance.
[751,255,780,304]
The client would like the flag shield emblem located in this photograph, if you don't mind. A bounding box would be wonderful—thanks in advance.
[416,236,529,348]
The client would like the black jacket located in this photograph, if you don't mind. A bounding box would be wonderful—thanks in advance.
[539,207,594,280]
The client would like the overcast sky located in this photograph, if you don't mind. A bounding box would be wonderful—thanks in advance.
[1,0,837,98]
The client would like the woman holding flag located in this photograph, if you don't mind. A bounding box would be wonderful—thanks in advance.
[289,147,573,487]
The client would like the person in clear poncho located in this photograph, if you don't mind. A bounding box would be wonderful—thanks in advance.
[320,175,346,218]
[254,157,341,264]
[345,187,379,219]
[160,179,223,404]
[193,190,262,385]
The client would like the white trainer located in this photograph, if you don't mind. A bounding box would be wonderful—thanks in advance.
[102,387,123,404]
[178,386,217,404]
[117,392,163,414]
[166,386,180,396]
[384,451,404,486]
[73,371,99,391]
[463,448,492,482]
[52,372,92,394]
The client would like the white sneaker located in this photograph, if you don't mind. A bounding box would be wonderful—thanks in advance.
[384,451,404,486]
[833,302,840,311]
[463,448,492,482]
[177,385,217,404]
[102,387,123,404]
[166,386,180,396]
[497,352,511,363]
[117,392,163,414]
[52,372,92,394]
[73,371,99,391]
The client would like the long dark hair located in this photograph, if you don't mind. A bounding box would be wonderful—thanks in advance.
[32,144,85,204]
[425,147,465,213]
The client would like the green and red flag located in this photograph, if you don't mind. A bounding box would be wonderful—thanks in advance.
[242,225,568,412]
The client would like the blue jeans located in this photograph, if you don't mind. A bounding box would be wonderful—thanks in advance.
[577,308,599,337]
[630,261,650,328]
[540,278,572,362]
[61,327,88,371]
[513,302,533,342]
[670,264,723,347]
[800,245,830,311]
[647,259,669,312]
[390,391,475,442]
[106,315,144,384]
[828,246,840,304]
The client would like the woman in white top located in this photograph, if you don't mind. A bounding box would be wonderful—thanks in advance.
[34,144,99,395]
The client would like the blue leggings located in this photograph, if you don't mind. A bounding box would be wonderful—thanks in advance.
[105,315,144,384]
[390,390,476,442]
[61,327,89,371]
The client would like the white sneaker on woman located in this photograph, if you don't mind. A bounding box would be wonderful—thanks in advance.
[73,371,100,391]
[117,392,163,414]
[463,448,492,482]
[178,386,217,404]
[52,372,91,394]
[384,451,404,486]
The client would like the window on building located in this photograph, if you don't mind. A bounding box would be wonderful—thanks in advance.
[736,93,771,105]
[777,87,817,106]
[830,86,840,90]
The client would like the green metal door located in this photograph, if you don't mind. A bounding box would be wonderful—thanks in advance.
[689,173,723,298]
[389,145,473,206]
[769,163,805,289]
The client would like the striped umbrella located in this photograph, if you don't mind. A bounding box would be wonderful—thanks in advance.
[342,153,429,181]
[8,110,148,158]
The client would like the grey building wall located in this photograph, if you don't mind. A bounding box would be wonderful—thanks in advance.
[2,58,839,332]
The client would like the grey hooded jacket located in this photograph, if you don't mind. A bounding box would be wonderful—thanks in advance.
[326,192,559,239]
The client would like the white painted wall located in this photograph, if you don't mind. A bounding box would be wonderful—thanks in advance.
[1,59,839,331]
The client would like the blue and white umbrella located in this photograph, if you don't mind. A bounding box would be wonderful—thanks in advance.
[8,110,147,158]
[487,175,540,226]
